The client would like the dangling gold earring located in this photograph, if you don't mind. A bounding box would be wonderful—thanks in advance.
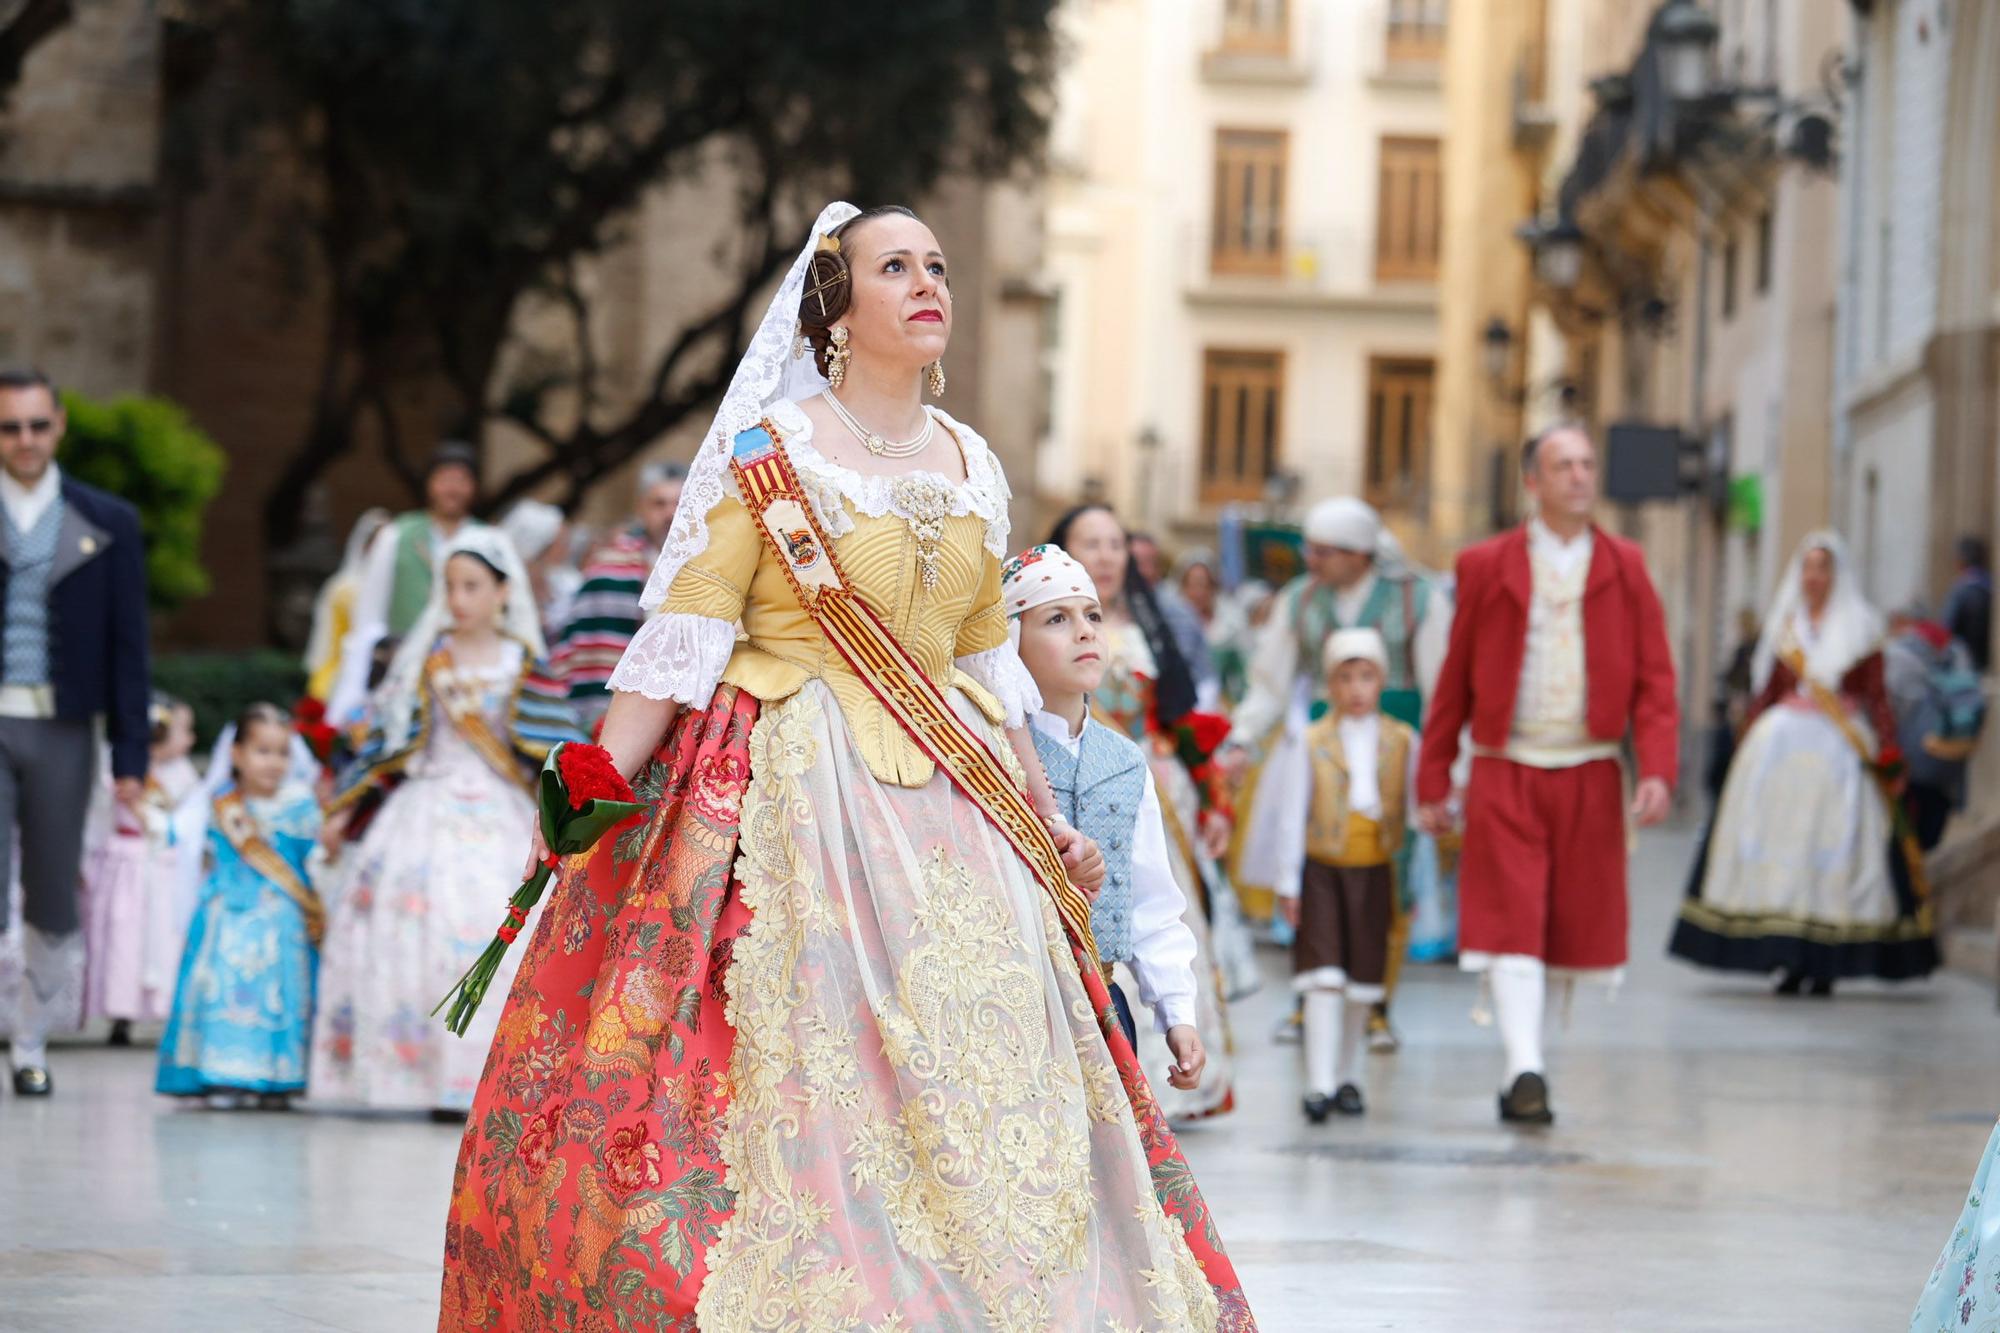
[826,326,850,391]
[927,359,946,398]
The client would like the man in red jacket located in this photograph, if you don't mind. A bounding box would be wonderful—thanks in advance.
[1417,426,1677,1125]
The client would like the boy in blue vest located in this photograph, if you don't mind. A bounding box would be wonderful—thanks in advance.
[1003,544,1207,1095]
[1276,628,1417,1121]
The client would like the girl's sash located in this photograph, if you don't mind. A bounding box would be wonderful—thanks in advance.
[426,648,530,788]
[1781,646,1932,912]
[212,792,325,943]
[728,421,1101,973]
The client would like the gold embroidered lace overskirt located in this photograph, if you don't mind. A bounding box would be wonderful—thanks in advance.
[697,681,1219,1333]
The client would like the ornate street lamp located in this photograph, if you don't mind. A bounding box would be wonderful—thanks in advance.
[1656,0,1721,103]
[1534,218,1586,290]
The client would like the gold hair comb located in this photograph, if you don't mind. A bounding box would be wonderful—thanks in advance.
[816,234,842,254]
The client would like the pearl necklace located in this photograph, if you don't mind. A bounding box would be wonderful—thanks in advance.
[826,391,935,459]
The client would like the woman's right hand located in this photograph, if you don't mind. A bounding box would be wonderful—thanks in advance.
[521,815,551,881]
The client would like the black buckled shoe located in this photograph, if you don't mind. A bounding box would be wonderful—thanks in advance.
[1499,1071,1554,1126]
[12,1065,52,1097]
[1332,1083,1366,1117]
[1301,1093,1334,1125]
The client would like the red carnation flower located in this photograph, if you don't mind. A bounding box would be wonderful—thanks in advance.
[557,743,636,811]
[293,698,328,725]
[1183,711,1233,757]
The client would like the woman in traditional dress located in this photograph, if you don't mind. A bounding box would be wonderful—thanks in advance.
[304,507,393,704]
[312,528,580,1115]
[438,203,1253,1332]
[1049,503,1256,1120]
[1670,532,1938,993]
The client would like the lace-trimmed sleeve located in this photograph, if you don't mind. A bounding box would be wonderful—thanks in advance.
[608,482,760,705]
[957,643,1043,729]
[607,613,740,705]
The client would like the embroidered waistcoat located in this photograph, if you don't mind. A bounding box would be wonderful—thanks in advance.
[2,496,63,685]
[1290,573,1428,696]
[1304,714,1414,866]
[1032,717,1148,964]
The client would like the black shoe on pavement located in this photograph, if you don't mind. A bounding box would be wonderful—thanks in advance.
[11,1066,51,1097]
[1498,1071,1554,1126]
[1332,1084,1366,1116]
[1301,1094,1334,1125]
[1808,976,1835,998]
[1774,970,1804,996]
[107,1019,133,1047]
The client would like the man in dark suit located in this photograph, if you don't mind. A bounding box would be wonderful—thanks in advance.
[0,367,151,1096]
[1417,426,1677,1126]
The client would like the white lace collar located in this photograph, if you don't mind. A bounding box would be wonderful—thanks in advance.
[766,398,1013,559]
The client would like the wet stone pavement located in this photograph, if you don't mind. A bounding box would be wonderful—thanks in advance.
[1,822,1992,1331]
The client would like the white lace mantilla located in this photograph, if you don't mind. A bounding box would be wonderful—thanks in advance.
[638,397,1014,616]
[606,612,739,704]
[956,643,1043,729]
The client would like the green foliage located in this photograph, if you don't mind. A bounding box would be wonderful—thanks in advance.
[151,650,306,749]
[57,391,227,615]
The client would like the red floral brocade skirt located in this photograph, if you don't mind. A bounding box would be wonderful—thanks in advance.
[437,686,1255,1331]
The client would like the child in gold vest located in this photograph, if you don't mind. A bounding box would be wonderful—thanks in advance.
[1276,628,1417,1121]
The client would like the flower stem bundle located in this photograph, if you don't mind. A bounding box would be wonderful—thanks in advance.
[434,742,645,1036]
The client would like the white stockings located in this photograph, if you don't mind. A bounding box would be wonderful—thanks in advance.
[1302,988,1373,1096]
[1490,953,1548,1087]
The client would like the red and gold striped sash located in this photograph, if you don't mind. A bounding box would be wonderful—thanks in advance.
[728,420,1100,972]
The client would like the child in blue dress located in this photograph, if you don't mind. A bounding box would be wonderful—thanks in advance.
[157,703,325,1108]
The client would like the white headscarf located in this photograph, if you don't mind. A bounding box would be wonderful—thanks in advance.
[637,201,861,614]
[1323,626,1389,675]
[1304,497,1381,552]
[500,500,566,565]
[1001,544,1101,646]
[370,526,545,753]
[303,507,391,679]
[1751,530,1884,692]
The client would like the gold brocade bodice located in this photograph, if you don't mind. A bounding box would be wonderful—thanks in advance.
[653,441,1013,789]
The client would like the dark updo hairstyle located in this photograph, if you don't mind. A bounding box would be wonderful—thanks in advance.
[1047,503,1199,731]
[797,205,921,380]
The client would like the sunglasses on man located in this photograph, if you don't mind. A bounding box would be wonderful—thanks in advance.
[0,419,55,438]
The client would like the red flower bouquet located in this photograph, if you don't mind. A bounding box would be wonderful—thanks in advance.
[1173,710,1237,821]
[292,697,341,770]
[434,741,646,1036]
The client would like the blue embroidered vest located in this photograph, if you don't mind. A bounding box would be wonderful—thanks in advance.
[1031,716,1149,964]
[1,495,63,686]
